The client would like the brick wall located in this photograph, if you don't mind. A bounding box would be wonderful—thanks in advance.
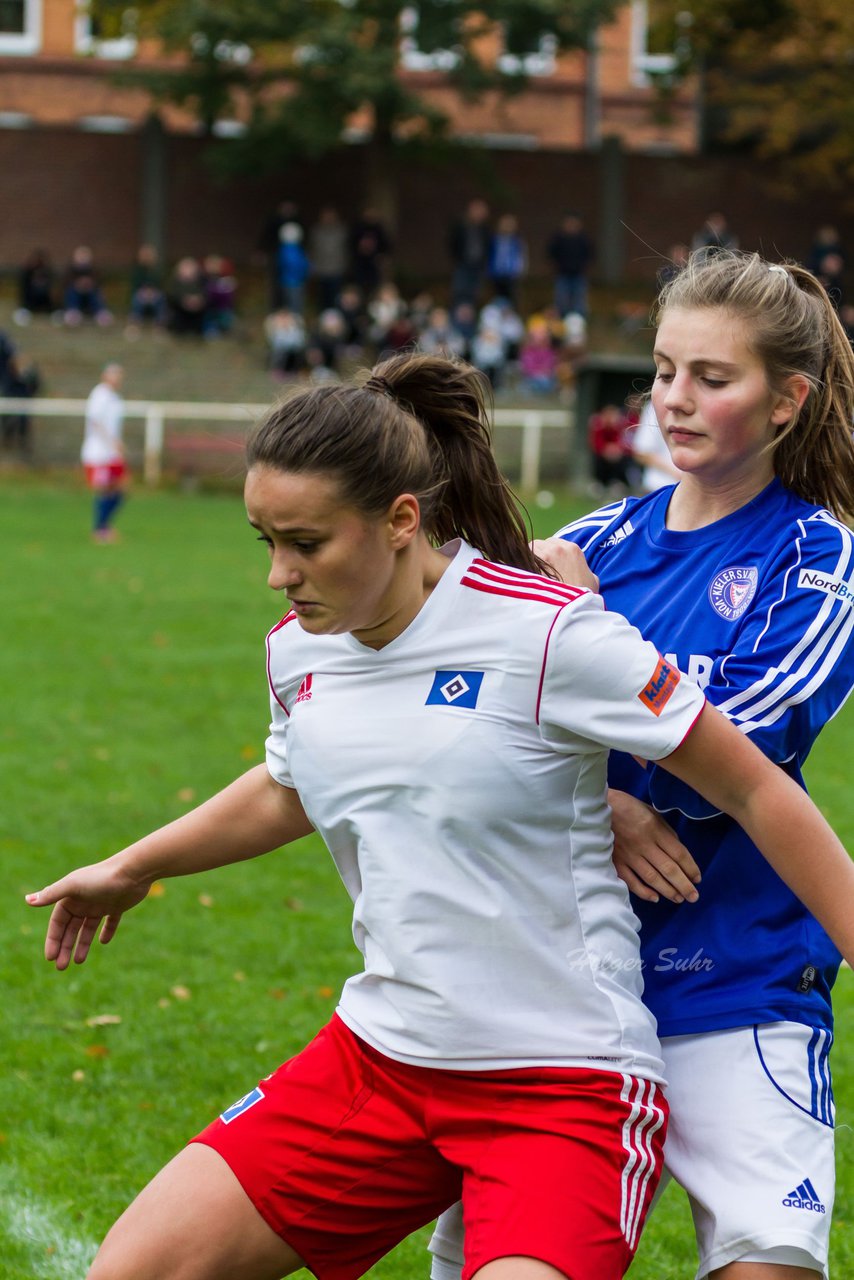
[0,128,850,289]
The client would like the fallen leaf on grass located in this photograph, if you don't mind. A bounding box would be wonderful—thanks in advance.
[316,986,334,999]
[240,744,258,761]
[85,1044,110,1059]
[85,1014,122,1027]
[177,787,196,803]
[233,971,246,982]
[170,985,191,1000]
[198,893,214,908]
[284,898,304,912]
[157,998,170,1009]
[72,1070,86,1082]
[148,882,166,898]
[268,988,287,1000]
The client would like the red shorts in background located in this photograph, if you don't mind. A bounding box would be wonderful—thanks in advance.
[85,461,127,488]
[192,1014,667,1280]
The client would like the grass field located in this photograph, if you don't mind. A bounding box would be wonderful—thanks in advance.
[3,478,853,1279]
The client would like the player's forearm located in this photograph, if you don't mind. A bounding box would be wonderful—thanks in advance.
[116,764,312,887]
[733,773,854,965]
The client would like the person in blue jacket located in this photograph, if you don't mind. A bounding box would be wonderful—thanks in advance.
[430,250,854,1280]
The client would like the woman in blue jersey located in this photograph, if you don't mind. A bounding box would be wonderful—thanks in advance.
[26,350,854,1280]
[431,251,854,1280]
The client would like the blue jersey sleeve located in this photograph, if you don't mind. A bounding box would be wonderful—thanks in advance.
[648,511,853,817]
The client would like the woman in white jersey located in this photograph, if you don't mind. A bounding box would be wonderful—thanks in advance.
[27,352,854,1280]
[431,251,854,1280]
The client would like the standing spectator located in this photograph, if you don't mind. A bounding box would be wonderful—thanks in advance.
[308,206,348,311]
[488,213,527,306]
[203,255,238,336]
[15,249,55,324]
[168,258,208,335]
[128,244,167,330]
[277,223,311,316]
[547,212,595,318]
[588,402,633,493]
[81,363,128,544]
[63,246,112,326]
[448,198,492,306]
[337,284,368,357]
[657,242,690,288]
[0,330,39,460]
[257,198,302,310]
[349,207,391,295]
[690,210,738,256]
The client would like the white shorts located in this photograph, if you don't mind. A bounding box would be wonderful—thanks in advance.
[428,1022,834,1280]
[661,1022,834,1279]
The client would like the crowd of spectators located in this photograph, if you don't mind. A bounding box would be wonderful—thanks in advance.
[6,207,851,420]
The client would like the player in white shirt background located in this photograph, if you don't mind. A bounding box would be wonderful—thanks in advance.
[431,251,854,1280]
[27,351,854,1280]
[81,362,128,543]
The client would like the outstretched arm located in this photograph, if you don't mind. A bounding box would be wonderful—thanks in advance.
[662,703,854,964]
[26,764,313,970]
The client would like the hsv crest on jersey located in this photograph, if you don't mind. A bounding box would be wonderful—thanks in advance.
[221,1086,265,1125]
[638,656,680,717]
[708,565,759,621]
[295,673,313,703]
[426,670,485,708]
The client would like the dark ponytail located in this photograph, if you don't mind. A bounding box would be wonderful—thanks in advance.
[247,351,547,573]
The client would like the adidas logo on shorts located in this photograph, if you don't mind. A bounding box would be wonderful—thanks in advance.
[782,1177,826,1213]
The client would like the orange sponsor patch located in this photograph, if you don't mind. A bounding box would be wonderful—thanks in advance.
[638,655,680,717]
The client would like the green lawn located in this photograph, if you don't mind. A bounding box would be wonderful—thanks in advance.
[3,480,852,1279]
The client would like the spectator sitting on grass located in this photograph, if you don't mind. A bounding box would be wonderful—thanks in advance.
[63,245,113,327]
[203,255,238,337]
[168,258,208,336]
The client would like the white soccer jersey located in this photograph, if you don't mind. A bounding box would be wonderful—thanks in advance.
[81,382,124,466]
[265,540,705,1080]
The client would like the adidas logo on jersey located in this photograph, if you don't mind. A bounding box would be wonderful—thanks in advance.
[782,1177,826,1213]
[295,673,313,703]
[598,519,634,549]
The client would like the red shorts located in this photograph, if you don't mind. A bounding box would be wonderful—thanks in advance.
[191,1015,666,1280]
[84,461,127,489]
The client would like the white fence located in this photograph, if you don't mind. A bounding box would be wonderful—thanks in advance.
[0,397,571,491]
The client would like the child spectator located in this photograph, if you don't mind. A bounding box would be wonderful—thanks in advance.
[479,296,525,363]
[418,306,466,358]
[337,285,368,357]
[277,222,311,316]
[449,301,477,360]
[306,308,347,376]
[264,309,307,378]
[518,319,559,395]
[368,283,407,350]
[470,324,507,390]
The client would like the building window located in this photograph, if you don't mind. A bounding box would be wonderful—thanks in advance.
[0,0,41,54]
[399,4,461,72]
[630,0,684,87]
[497,31,557,77]
[75,2,137,58]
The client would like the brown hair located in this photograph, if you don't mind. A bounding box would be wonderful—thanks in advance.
[656,249,854,522]
[247,351,546,572]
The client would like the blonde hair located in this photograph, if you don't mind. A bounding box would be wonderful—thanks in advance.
[656,249,854,522]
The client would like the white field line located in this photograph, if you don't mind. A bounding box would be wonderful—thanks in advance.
[0,1178,98,1278]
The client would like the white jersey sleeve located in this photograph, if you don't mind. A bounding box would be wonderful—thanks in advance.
[538,592,705,759]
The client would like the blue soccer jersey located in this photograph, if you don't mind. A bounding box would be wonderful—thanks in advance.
[558,479,854,1037]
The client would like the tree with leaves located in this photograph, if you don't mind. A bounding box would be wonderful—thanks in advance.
[95,0,621,226]
[651,0,854,198]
